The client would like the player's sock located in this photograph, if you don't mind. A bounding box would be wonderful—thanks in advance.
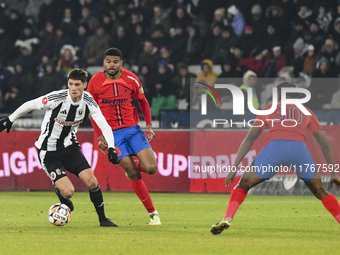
[130,178,155,213]
[134,159,146,173]
[224,188,247,219]
[89,185,106,222]
[322,194,340,224]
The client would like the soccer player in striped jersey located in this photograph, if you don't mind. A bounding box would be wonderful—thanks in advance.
[0,69,118,227]
[211,83,340,235]
[87,48,161,225]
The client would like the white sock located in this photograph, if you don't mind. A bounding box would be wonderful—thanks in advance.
[149,210,158,216]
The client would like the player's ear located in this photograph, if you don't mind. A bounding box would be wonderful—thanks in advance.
[84,82,88,89]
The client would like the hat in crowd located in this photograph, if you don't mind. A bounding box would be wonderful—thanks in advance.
[244,26,253,32]
[176,61,188,70]
[307,44,315,51]
[251,4,262,14]
[293,37,305,50]
[228,5,239,16]
[60,44,78,60]
[160,46,169,53]
[14,40,32,52]
[272,46,281,51]
[325,39,334,45]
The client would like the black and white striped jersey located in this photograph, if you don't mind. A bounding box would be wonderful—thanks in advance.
[30,89,109,151]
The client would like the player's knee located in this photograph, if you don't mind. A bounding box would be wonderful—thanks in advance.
[86,176,98,190]
[62,187,75,198]
[144,163,157,175]
[237,178,253,191]
[126,168,141,180]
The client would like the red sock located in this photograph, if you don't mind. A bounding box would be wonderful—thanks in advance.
[134,159,146,173]
[224,188,247,219]
[322,194,340,224]
[130,178,155,213]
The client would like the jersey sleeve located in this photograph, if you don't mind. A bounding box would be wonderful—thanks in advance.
[86,79,103,137]
[87,95,115,148]
[307,111,323,134]
[34,93,59,110]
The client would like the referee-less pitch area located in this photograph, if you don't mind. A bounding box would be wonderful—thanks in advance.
[1,192,339,255]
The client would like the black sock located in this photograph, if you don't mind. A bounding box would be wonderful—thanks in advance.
[89,185,106,222]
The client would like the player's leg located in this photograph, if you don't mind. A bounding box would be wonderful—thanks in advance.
[136,148,157,175]
[38,150,75,211]
[62,144,117,227]
[304,172,340,224]
[119,155,160,225]
[78,168,118,227]
[211,167,265,235]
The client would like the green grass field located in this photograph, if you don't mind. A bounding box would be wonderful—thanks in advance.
[0,192,339,255]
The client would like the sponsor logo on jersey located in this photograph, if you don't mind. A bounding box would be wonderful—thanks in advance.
[78,110,83,115]
[102,98,127,105]
[60,110,67,114]
[139,87,144,94]
[54,118,84,126]
[42,97,48,105]
[56,169,62,175]
[100,91,108,95]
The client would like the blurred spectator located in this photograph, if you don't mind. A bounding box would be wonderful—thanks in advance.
[36,61,64,96]
[171,61,196,105]
[189,3,209,37]
[240,25,258,58]
[138,40,160,72]
[315,2,332,32]
[262,46,287,78]
[79,6,99,33]
[303,44,320,75]
[171,6,191,28]
[191,59,217,109]
[286,19,306,52]
[73,23,89,63]
[83,26,110,66]
[6,0,27,15]
[53,26,72,59]
[169,0,191,23]
[203,23,222,60]
[169,23,187,64]
[151,4,171,33]
[278,0,296,21]
[4,62,36,112]
[212,25,239,64]
[329,17,340,42]
[0,59,13,111]
[83,0,101,18]
[137,63,153,101]
[159,46,174,69]
[10,42,39,74]
[38,0,61,29]
[303,22,328,50]
[115,4,130,28]
[239,70,259,110]
[211,8,225,29]
[100,13,113,34]
[60,8,78,37]
[309,57,338,109]
[226,5,245,37]
[111,25,131,60]
[185,25,205,64]
[218,58,241,79]
[150,25,169,49]
[130,23,147,65]
[0,25,14,64]
[265,5,289,39]
[38,21,56,58]
[60,0,82,22]
[7,9,23,41]
[294,2,313,28]
[260,24,282,52]
[25,0,44,22]
[56,44,77,81]
[239,48,270,77]
[15,23,40,54]
[36,55,50,77]
[249,4,266,36]
[290,37,308,77]
[320,39,339,75]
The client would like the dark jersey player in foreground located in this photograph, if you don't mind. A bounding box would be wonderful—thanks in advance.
[211,83,340,235]
[87,48,161,225]
[0,69,118,227]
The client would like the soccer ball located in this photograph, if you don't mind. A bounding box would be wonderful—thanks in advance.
[48,203,71,226]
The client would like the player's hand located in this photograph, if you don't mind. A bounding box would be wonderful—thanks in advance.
[0,117,12,133]
[225,170,237,187]
[98,135,108,154]
[146,124,155,142]
[107,147,118,164]
[330,175,340,191]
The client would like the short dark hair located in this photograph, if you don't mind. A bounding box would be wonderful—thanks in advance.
[277,82,301,100]
[67,68,88,83]
[104,48,123,59]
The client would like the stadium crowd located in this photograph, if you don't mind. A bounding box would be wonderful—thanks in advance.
[0,0,340,115]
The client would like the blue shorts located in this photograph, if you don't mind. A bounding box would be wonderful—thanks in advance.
[252,139,316,182]
[113,125,151,162]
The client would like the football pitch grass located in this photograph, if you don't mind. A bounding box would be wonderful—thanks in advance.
[0,192,339,255]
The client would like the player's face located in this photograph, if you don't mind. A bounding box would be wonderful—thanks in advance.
[68,78,87,102]
[104,55,123,77]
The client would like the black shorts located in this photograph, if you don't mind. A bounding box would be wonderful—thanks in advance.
[38,143,91,184]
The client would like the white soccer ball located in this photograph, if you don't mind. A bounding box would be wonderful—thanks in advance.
[48,203,71,226]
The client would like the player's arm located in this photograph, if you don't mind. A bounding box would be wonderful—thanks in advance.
[314,130,340,189]
[226,126,262,187]
[89,105,118,164]
[131,73,155,142]
[0,99,40,133]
